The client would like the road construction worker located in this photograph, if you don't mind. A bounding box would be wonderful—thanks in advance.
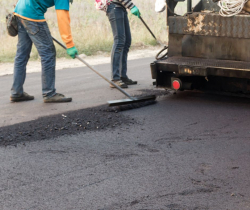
[106,0,140,88]
[10,0,78,103]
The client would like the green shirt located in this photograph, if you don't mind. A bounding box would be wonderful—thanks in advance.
[14,0,70,20]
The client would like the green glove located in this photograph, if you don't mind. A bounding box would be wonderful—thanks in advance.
[67,46,78,59]
[131,6,140,18]
[70,0,73,4]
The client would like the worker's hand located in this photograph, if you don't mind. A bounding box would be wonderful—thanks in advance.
[67,46,78,59]
[131,6,140,18]
[70,0,73,4]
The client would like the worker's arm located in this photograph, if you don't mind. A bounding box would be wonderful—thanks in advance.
[56,10,78,58]
[56,10,74,48]
[117,0,135,9]
[117,0,140,17]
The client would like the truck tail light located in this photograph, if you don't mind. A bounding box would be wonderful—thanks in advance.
[172,80,181,90]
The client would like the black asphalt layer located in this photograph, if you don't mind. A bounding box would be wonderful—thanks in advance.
[0,105,130,147]
[0,92,161,147]
[0,57,250,209]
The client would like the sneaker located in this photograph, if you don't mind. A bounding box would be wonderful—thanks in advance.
[44,93,72,103]
[121,77,137,85]
[10,92,34,102]
[110,80,128,88]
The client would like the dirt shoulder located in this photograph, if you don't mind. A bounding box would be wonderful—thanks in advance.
[0,46,162,76]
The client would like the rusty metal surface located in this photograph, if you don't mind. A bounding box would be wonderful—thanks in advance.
[178,65,207,76]
[181,35,250,62]
[157,56,250,70]
[169,13,250,38]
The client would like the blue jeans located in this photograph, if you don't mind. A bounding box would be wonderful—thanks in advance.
[107,3,132,80]
[11,17,56,98]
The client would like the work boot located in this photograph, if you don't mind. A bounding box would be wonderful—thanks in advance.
[43,93,72,103]
[10,92,34,102]
[121,77,137,85]
[110,80,128,88]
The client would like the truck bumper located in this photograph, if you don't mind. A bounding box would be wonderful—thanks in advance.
[151,56,250,93]
[152,56,250,79]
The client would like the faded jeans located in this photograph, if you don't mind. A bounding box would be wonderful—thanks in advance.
[107,3,131,80]
[11,17,56,98]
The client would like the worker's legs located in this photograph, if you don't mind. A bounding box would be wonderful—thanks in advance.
[18,18,56,98]
[107,4,126,81]
[120,11,131,79]
[11,17,32,97]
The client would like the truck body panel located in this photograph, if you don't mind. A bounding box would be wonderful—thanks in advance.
[152,0,250,95]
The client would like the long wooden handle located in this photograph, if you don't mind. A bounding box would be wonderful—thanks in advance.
[52,37,134,99]
[139,16,165,47]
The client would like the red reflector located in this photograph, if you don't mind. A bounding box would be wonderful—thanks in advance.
[172,80,181,90]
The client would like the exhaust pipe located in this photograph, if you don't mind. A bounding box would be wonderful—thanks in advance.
[150,62,157,79]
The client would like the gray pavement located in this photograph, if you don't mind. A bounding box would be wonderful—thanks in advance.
[0,57,250,210]
[0,57,155,127]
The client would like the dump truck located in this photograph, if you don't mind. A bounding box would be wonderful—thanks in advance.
[151,0,250,97]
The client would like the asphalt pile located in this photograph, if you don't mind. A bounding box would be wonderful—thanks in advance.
[0,89,168,147]
[0,105,133,147]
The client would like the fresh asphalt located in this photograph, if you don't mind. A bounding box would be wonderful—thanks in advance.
[0,57,250,210]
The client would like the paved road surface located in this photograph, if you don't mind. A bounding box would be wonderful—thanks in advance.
[0,57,156,127]
[0,57,250,210]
